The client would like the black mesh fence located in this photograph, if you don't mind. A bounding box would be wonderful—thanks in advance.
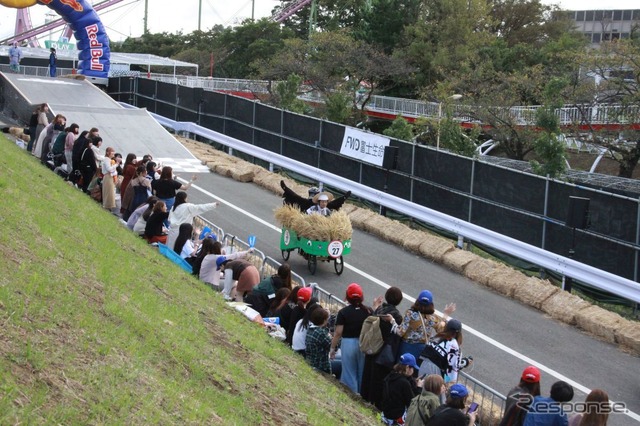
[109,77,640,284]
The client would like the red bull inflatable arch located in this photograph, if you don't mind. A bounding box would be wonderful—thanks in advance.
[1,0,110,78]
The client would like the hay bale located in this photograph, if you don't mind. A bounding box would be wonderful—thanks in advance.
[484,266,527,297]
[575,306,624,344]
[348,207,377,229]
[230,165,255,182]
[468,388,503,426]
[253,173,283,195]
[362,215,393,237]
[379,221,418,247]
[339,203,357,215]
[615,321,640,355]
[464,258,503,287]
[541,291,592,325]
[9,127,23,137]
[418,234,455,262]
[513,277,559,310]
[213,164,233,177]
[442,249,477,274]
[401,230,428,253]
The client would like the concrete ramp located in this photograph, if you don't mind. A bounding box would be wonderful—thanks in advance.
[1,73,209,174]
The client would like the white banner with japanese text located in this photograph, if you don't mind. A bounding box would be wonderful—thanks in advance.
[339,127,390,166]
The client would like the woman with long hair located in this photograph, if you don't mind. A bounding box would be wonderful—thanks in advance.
[119,153,138,214]
[418,318,469,382]
[266,288,291,318]
[405,374,445,425]
[361,286,404,409]
[101,147,121,212]
[122,165,152,221]
[27,103,47,152]
[166,191,218,249]
[500,366,541,426]
[568,389,609,426]
[330,283,372,394]
[151,166,196,213]
[388,290,455,362]
[244,263,293,317]
[173,223,198,260]
[279,286,301,334]
[144,200,169,244]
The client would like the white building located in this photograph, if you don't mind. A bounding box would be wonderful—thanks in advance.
[568,9,640,45]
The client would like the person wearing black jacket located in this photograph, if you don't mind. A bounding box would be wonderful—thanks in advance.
[381,353,423,424]
[361,286,403,410]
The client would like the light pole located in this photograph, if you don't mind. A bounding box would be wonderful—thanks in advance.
[436,94,463,150]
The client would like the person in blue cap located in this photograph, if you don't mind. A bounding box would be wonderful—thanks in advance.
[386,289,456,362]
[428,383,478,426]
[381,353,425,425]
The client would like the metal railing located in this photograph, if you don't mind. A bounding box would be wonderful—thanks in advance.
[145,74,640,126]
[0,64,75,77]
[458,371,507,426]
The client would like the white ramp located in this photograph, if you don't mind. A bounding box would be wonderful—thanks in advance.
[2,74,209,174]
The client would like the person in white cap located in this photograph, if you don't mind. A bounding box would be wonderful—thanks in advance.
[306,192,333,216]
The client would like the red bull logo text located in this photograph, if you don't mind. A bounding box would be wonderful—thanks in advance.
[86,24,103,71]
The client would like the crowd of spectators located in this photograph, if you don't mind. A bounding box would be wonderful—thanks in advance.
[22,115,612,426]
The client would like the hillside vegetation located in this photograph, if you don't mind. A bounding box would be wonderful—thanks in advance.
[0,137,378,425]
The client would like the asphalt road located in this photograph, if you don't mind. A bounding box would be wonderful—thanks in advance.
[180,169,640,426]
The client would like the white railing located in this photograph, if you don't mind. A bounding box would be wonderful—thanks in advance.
[120,102,640,304]
[145,74,640,126]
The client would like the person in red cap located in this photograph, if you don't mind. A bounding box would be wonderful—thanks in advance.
[330,283,372,394]
[499,365,541,426]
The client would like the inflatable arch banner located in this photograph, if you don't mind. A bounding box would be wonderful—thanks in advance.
[0,0,110,78]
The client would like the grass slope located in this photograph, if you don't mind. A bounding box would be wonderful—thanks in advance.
[0,137,378,425]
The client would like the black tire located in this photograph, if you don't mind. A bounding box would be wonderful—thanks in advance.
[308,255,317,275]
[282,250,290,261]
[334,256,344,275]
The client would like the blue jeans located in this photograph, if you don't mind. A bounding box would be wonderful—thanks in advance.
[160,197,174,227]
[339,337,365,394]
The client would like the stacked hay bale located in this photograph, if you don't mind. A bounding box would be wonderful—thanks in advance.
[274,205,352,242]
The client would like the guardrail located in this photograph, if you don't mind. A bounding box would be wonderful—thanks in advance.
[135,106,640,304]
[458,371,507,426]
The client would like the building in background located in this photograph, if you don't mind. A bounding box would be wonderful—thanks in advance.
[567,9,640,46]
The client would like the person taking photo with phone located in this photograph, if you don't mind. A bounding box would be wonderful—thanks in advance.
[426,383,478,426]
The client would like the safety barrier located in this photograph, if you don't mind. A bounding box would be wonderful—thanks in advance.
[458,371,507,425]
[192,216,225,242]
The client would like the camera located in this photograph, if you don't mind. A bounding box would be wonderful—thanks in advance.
[460,356,473,369]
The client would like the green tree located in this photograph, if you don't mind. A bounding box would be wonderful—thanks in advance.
[274,74,307,114]
[217,19,294,78]
[571,39,640,177]
[383,117,414,141]
[323,91,352,123]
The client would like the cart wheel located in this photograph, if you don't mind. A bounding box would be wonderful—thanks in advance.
[282,250,290,261]
[334,256,344,275]
[308,255,317,275]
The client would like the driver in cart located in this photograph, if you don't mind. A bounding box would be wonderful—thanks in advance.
[280,180,351,213]
[306,192,333,216]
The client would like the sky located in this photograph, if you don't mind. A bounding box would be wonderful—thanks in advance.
[0,0,638,45]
